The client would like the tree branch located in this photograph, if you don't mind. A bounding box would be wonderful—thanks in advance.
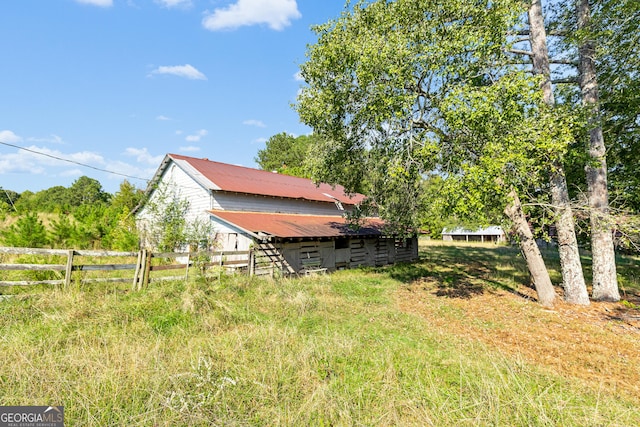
[549,58,578,66]
[508,48,533,57]
[512,37,531,44]
[552,77,578,84]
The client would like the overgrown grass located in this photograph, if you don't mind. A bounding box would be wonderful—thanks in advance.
[0,242,639,426]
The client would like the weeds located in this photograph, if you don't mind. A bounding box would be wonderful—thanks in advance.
[0,241,639,425]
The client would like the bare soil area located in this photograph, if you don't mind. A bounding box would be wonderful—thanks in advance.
[396,274,640,401]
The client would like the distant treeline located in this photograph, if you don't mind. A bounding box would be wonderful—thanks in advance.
[1,177,144,251]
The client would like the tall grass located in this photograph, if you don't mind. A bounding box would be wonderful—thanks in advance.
[0,244,638,426]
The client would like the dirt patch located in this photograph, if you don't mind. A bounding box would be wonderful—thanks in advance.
[396,277,640,401]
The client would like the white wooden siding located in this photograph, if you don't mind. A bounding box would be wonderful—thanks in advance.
[138,161,211,224]
[212,192,347,216]
[167,163,212,223]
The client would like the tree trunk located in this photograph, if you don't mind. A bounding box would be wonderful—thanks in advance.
[528,0,589,304]
[505,189,556,307]
[577,0,620,302]
[550,170,590,304]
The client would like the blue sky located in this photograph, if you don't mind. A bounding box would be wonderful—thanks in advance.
[0,0,347,194]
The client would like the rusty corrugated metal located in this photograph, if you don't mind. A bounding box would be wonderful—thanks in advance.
[169,153,365,205]
[210,210,384,238]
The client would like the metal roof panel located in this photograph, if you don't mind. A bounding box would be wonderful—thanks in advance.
[209,210,384,239]
[169,153,365,205]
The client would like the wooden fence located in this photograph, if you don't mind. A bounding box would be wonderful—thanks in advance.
[0,246,262,289]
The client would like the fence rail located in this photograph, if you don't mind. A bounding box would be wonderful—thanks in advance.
[0,247,259,289]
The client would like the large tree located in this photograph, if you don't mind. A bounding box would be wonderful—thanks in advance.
[563,0,640,298]
[522,0,590,304]
[68,176,110,207]
[296,0,561,305]
[533,0,637,299]
[255,133,321,178]
[574,0,619,301]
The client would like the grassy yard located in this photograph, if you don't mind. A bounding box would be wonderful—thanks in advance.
[0,240,639,426]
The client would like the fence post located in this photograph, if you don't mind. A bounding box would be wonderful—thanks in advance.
[142,250,151,289]
[132,250,143,290]
[249,248,255,277]
[185,252,191,281]
[64,250,74,289]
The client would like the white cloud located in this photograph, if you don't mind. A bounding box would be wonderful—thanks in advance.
[101,160,155,184]
[26,134,64,144]
[149,64,207,80]
[75,0,113,7]
[243,119,266,128]
[185,129,208,142]
[156,115,172,121]
[60,168,84,177]
[179,145,201,152]
[0,145,105,176]
[59,150,106,165]
[293,71,304,81]
[252,137,268,144]
[0,130,23,143]
[123,147,164,165]
[202,0,301,31]
[175,130,183,135]
[0,140,155,192]
[155,0,192,8]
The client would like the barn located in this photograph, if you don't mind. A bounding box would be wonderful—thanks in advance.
[136,154,418,275]
[441,226,506,243]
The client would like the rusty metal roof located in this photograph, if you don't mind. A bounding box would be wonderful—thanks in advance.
[168,153,365,205]
[209,210,384,239]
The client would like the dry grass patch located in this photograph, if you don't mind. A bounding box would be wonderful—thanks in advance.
[397,241,640,401]
[2,243,639,425]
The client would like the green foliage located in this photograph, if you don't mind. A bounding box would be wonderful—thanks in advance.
[48,214,75,248]
[13,190,36,213]
[72,204,109,249]
[0,212,49,248]
[0,188,19,211]
[68,176,111,207]
[12,176,110,214]
[138,183,213,252]
[107,207,140,251]
[159,196,189,252]
[553,0,640,213]
[255,132,321,178]
[36,186,72,213]
[1,179,144,250]
[109,180,145,213]
[296,0,533,233]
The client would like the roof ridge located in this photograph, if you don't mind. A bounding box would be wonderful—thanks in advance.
[169,153,324,183]
[167,153,366,205]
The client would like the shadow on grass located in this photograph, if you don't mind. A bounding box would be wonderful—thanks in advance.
[383,244,538,302]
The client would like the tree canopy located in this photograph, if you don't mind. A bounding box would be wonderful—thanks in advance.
[296,0,546,230]
[255,132,322,178]
[295,0,639,304]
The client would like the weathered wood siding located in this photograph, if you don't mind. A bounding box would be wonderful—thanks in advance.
[266,236,414,274]
[376,238,395,266]
[395,237,418,262]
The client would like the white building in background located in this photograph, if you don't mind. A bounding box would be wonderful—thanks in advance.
[441,226,506,244]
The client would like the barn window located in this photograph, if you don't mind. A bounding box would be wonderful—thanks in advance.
[335,238,349,249]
